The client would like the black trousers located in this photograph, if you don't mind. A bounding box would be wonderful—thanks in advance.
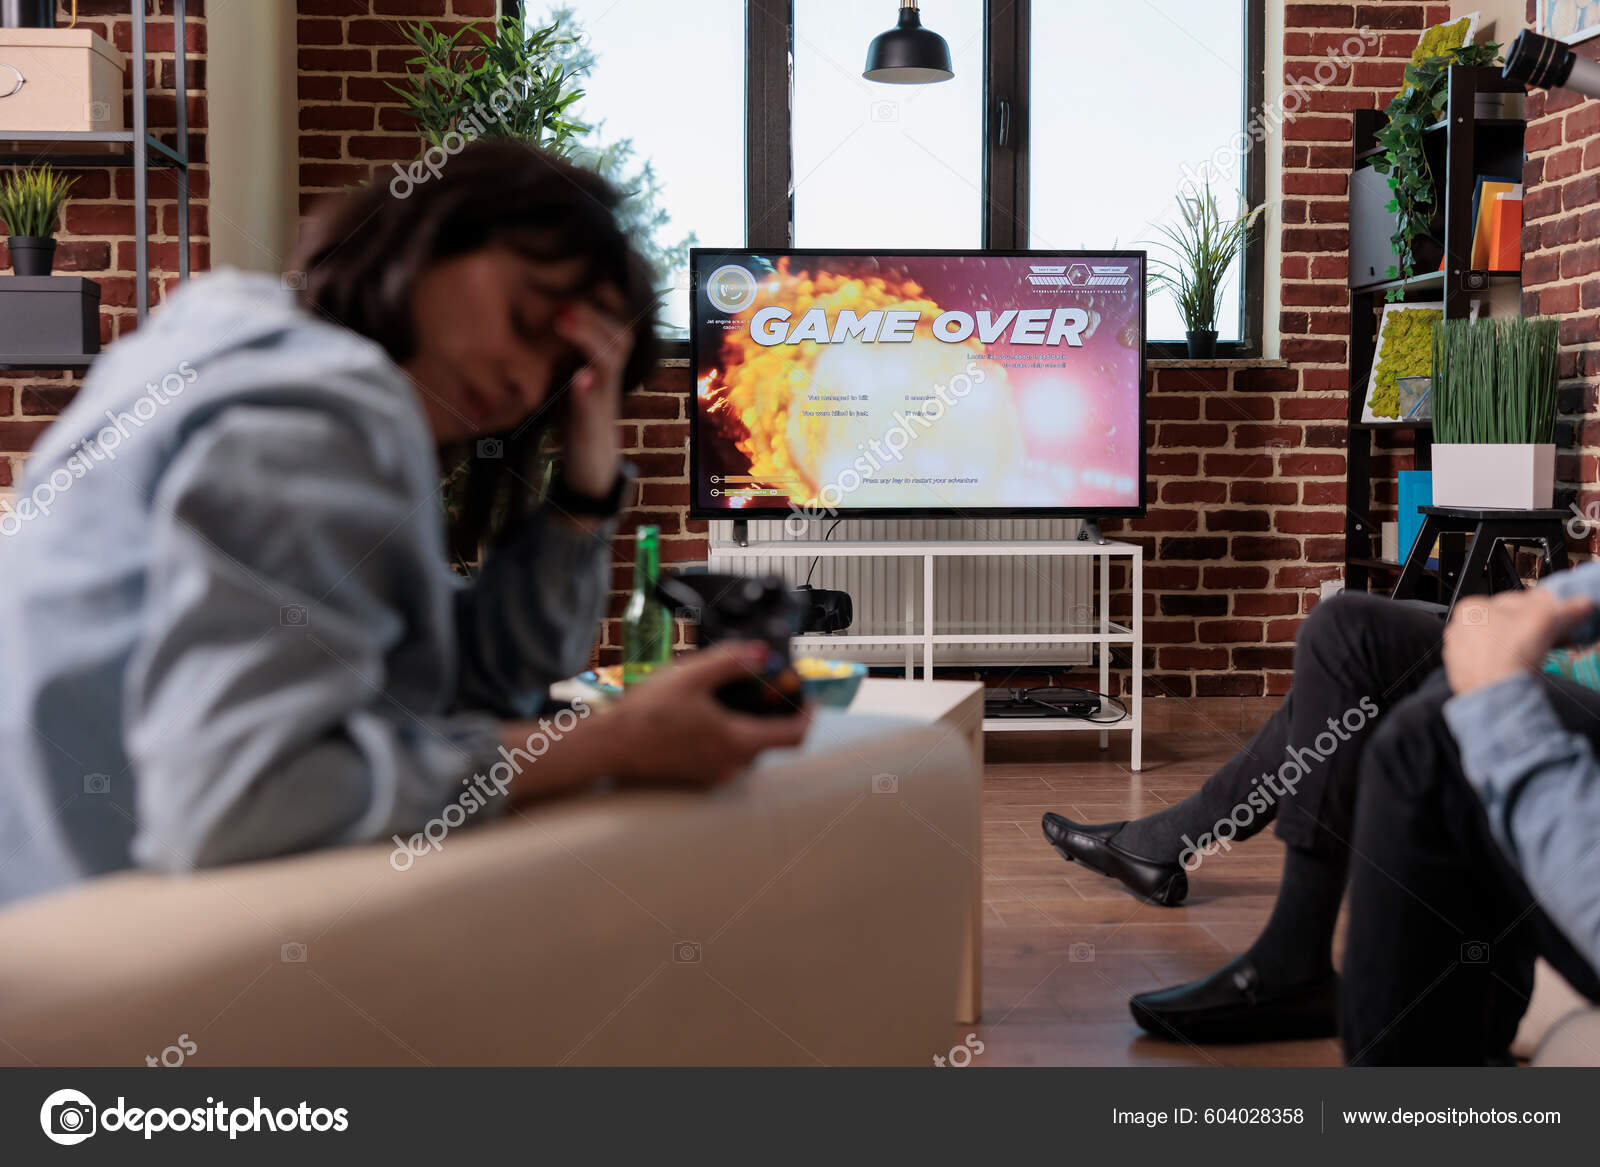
[1341,670,1600,1065]
[1191,591,1446,859]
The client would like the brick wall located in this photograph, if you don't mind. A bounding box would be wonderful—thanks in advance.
[1088,0,1454,698]
[0,0,207,494]
[295,0,495,213]
[1518,0,1600,530]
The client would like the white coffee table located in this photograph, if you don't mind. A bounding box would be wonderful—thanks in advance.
[849,678,984,1023]
[553,673,987,1023]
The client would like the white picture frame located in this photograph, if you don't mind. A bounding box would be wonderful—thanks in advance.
[1540,0,1600,45]
[1362,301,1444,424]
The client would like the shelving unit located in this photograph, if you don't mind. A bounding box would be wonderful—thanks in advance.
[711,538,1144,770]
[1344,65,1525,597]
[0,0,190,369]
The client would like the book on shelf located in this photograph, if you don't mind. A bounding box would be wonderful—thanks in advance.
[1398,471,1436,568]
[1489,187,1523,272]
[1469,176,1519,270]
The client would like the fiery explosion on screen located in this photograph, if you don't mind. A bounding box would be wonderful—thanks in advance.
[698,259,1025,505]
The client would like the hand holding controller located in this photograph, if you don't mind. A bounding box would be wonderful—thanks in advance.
[654,572,806,717]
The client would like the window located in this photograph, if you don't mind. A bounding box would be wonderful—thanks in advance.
[1028,1,1251,343]
[516,1,1264,353]
[523,1,746,337]
[791,4,983,248]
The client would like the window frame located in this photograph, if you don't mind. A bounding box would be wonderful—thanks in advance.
[511,0,1266,359]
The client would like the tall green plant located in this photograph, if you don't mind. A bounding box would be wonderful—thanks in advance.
[0,166,74,238]
[388,8,694,309]
[1432,317,1559,444]
[1147,186,1266,333]
[1371,40,1500,298]
[388,14,587,153]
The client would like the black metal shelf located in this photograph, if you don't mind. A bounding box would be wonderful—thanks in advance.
[0,356,95,370]
[0,0,189,371]
[0,131,187,169]
[1425,115,1523,132]
[1344,66,1525,601]
[1354,114,1524,163]
[1350,268,1519,297]
[1352,417,1433,430]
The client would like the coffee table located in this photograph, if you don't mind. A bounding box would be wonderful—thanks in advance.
[848,678,984,1023]
[553,672,987,1024]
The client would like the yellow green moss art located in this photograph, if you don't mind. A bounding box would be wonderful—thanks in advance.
[1368,306,1442,420]
[1390,16,1475,104]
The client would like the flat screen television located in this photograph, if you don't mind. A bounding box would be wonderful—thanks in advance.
[689,248,1147,522]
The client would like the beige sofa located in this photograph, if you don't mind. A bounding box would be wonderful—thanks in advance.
[1518,960,1600,1066]
[0,715,979,1067]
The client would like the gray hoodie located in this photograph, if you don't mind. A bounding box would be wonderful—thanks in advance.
[0,270,612,905]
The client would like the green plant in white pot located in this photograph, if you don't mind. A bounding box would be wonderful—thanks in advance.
[1148,184,1265,358]
[1430,316,1560,509]
[0,165,74,277]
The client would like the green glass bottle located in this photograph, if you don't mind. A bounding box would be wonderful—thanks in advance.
[622,525,672,686]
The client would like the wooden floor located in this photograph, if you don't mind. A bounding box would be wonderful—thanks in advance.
[965,698,1343,1067]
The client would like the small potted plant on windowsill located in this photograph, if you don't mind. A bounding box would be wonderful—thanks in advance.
[1431,316,1559,509]
[0,165,74,276]
[1148,185,1265,359]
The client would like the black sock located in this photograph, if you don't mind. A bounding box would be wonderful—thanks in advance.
[1240,845,1347,985]
[1109,770,1275,862]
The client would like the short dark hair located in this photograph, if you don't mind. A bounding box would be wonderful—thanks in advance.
[292,139,660,555]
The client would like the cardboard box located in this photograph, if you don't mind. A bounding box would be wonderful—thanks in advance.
[0,29,125,134]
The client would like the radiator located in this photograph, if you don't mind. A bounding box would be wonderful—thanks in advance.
[707,517,1093,669]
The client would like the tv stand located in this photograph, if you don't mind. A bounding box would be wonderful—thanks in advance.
[1077,519,1107,545]
[731,518,750,547]
[712,536,1143,769]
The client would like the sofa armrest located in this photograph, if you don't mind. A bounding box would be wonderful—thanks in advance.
[0,713,978,1066]
[1532,1009,1600,1066]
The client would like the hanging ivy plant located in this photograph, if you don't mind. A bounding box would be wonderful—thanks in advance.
[1370,40,1501,299]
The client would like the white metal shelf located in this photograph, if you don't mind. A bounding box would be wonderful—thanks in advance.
[718,540,1144,557]
[715,537,1144,769]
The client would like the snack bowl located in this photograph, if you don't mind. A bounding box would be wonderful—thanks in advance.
[794,657,867,708]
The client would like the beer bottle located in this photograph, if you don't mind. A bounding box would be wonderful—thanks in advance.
[622,525,673,685]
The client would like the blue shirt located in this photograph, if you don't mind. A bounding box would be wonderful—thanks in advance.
[0,271,612,905]
[1445,562,1600,974]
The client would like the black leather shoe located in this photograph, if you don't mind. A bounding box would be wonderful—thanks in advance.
[1041,813,1188,906]
[1130,955,1338,1044]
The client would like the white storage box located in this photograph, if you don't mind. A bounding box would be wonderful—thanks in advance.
[1432,443,1557,510]
[0,29,124,134]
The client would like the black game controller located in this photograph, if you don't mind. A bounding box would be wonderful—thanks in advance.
[654,571,805,717]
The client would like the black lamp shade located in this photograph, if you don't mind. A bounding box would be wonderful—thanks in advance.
[863,5,954,84]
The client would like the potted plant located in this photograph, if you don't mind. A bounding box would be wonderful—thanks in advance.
[1430,316,1559,509]
[1148,185,1265,359]
[0,165,74,276]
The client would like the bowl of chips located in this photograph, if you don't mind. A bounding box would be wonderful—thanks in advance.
[794,656,867,708]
